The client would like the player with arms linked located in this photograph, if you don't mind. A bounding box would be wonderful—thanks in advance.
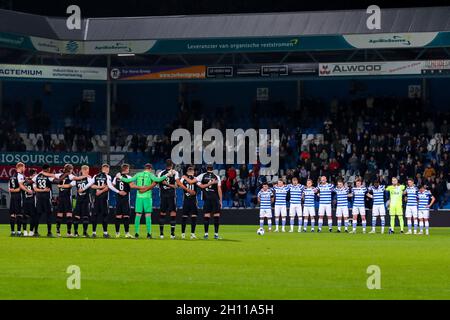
[189,164,222,240]
[113,163,139,238]
[158,159,181,239]
[178,166,199,239]
[257,181,274,232]
[9,162,28,236]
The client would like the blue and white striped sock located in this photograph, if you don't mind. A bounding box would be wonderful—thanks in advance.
[259,219,264,228]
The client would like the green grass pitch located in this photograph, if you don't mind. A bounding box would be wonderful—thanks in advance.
[0,225,449,300]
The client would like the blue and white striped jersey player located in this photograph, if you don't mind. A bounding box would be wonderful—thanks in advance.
[404,178,419,234]
[334,179,351,233]
[367,180,386,233]
[350,178,368,233]
[272,179,290,232]
[317,176,334,232]
[417,184,435,235]
[302,179,318,232]
[288,177,304,232]
[257,182,274,232]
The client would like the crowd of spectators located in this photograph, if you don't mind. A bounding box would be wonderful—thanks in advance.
[214,96,450,208]
[2,94,450,208]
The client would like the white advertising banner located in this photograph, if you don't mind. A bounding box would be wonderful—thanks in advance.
[319,60,450,77]
[343,32,438,49]
[30,36,156,55]
[0,64,107,80]
[83,40,156,54]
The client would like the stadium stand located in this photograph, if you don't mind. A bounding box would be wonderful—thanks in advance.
[0,6,450,210]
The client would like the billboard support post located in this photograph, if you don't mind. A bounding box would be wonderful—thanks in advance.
[106,55,111,164]
[0,80,2,115]
[422,78,427,107]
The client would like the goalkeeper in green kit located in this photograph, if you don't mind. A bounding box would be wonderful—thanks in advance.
[119,163,173,239]
[386,177,406,234]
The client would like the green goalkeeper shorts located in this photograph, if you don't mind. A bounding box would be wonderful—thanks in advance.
[135,198,153,214]
[389,206,403,216]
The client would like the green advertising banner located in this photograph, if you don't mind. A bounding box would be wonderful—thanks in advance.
[1,31,450,55]
[0,152,100,165]
[146,35,352,54]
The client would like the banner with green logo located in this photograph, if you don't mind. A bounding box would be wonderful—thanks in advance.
[1,31,450,55]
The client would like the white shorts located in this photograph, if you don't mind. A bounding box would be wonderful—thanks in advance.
[418,210,430,220]
[318,204,332,216]
[303,206,316,217]
[274,205,287,217]
[352,206,366,216]
[336,207,349,218]
[259,208,272,218]
[289,204,303,217]
[372,205,386,216]
[405,206,418,218]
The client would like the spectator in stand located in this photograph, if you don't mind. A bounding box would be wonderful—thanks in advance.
[239,164,249,186]
[329,158,340,176]
[131,134,139,153]
[237,182,248,208]
[36,136,44,151]
[227,166,237,181]
[424,163,436,179]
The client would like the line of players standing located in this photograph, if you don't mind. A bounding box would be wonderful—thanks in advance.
[257,175,436,235]
[8,161,223,239]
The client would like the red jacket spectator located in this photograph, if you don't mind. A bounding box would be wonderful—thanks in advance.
[227,167,237,180]
[329,159,340,172]
[300,151,311,160]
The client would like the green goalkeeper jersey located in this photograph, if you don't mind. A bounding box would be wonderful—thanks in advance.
[386,185,405,207]
[120,171,167,199]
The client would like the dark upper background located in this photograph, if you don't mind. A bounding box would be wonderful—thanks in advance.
[2,0,450,17]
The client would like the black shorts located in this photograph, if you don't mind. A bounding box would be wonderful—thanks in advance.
[57,196,73,214]
[74,198,90,218]
[23,199,36,217]
[116,197,130,216]
[160,196,176,213]
[93,197,109,217]
[9,194,22,215]
[203,195,221,214]
[36,196,52,216]
[182,198,198,216]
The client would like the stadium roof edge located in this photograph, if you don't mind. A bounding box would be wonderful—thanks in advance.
[84,5,450,20]
[2,7,450,55]
[2,6,450,41]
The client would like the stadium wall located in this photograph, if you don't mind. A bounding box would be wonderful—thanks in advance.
[1,209,450,226]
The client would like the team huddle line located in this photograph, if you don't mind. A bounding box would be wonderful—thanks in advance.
[8,160,223,240]
[258,176,435,235]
